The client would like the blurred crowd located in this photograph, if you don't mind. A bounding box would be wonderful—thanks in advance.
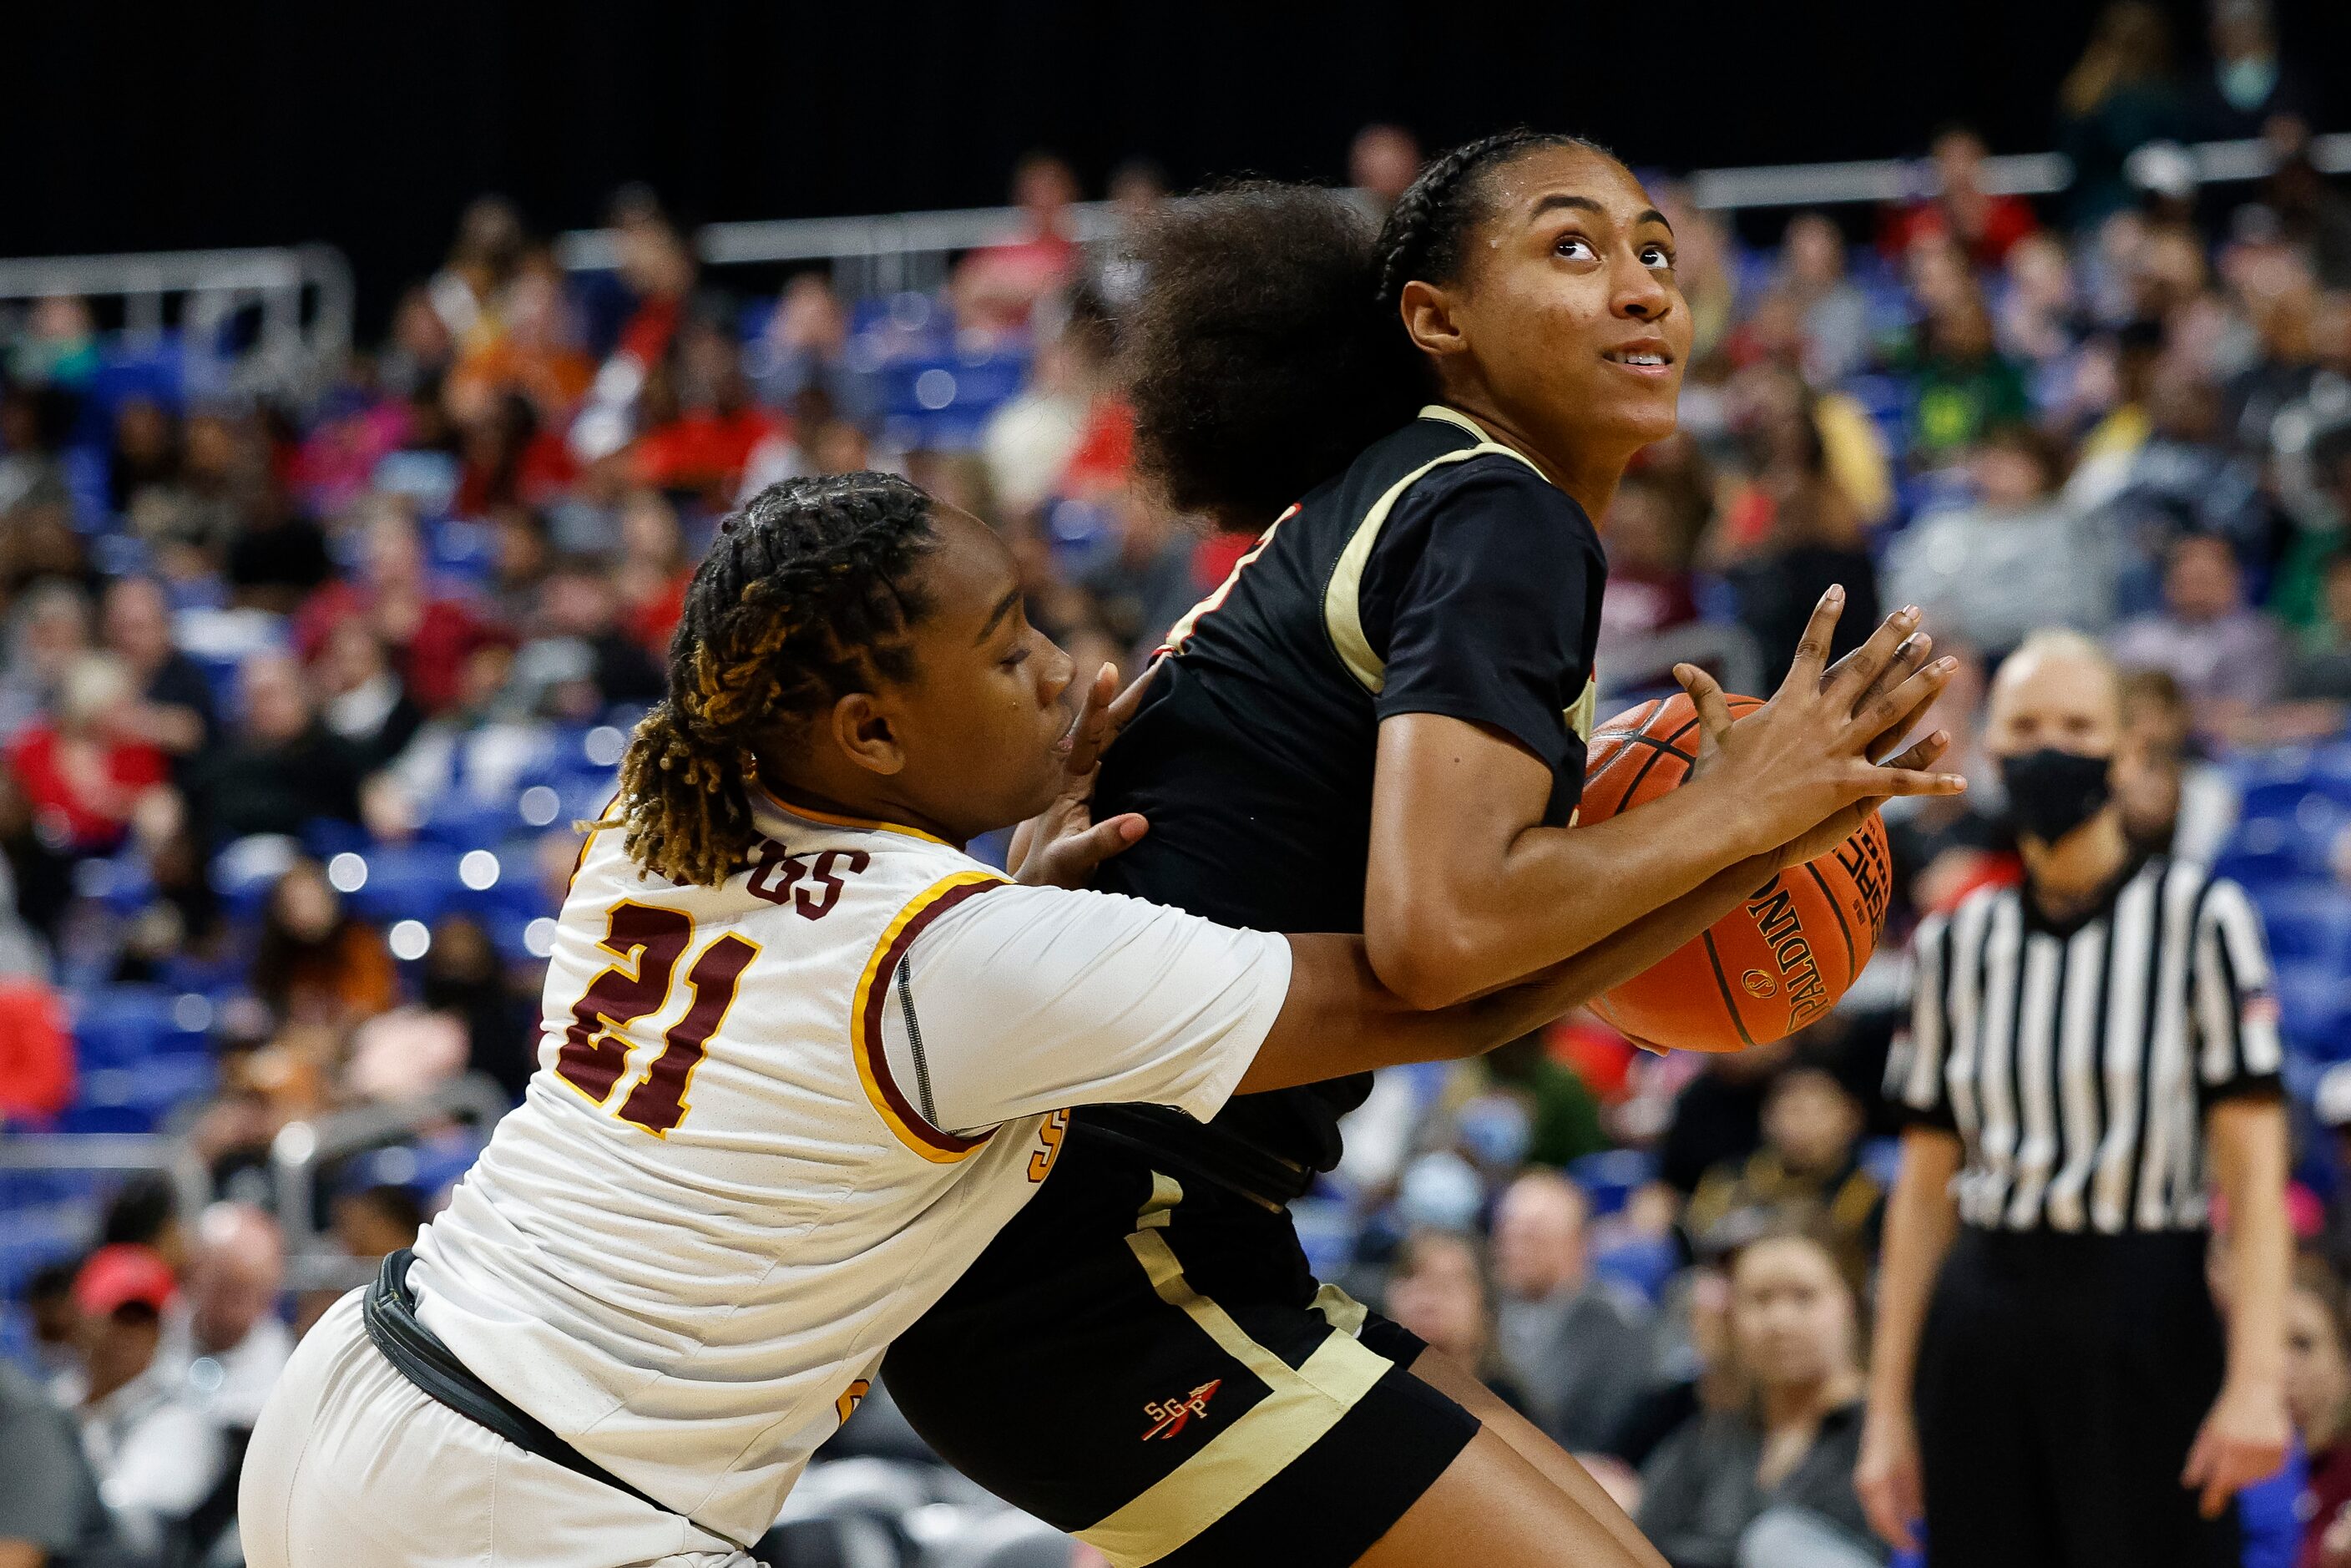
[8,1,2351,1564]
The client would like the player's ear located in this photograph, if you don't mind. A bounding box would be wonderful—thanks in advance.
[1398,279,1469,362]
[828,691,906,777]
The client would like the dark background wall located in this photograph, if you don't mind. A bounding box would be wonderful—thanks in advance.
[5,0,2347,332]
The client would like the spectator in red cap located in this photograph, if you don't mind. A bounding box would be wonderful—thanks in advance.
[64,1244,223,1558]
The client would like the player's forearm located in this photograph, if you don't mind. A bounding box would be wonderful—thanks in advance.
[1368,771,1779,1009]
[1246,898,1759,1095]
[2212,1100,2292,1392]
[1867,1132,1960,1411]
[1450,852,1778,1014]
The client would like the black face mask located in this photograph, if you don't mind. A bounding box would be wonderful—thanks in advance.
[2000,747,2113,846]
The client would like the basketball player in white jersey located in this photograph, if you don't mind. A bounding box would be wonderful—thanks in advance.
[241,472,1818,1568]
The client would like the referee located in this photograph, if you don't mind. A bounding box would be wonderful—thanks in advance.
[1855,630,2292,1567]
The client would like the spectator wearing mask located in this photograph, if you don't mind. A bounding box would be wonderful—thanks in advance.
[1490,1169,1657,1456]
[1883,424,2120,655]
[63,1244,222,1560]
[1685,1068,1883,1286]
[1638,1230,1885,1568]
[2189,0,2315,141]
[2111,534,2285,728]
[0,1357,115,1568]
[2288,1261,2351,1568]
[184,651,367,850]
[4,653,168,857]
[163,1202,291,1432]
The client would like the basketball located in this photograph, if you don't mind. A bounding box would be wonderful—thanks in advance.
[1580,692,1893,1052]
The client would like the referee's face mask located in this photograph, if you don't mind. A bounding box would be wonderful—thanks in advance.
[1998,746,2113,845]
[1985,637,2123,847]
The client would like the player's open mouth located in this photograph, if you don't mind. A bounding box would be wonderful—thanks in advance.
[1601,346,1675,377]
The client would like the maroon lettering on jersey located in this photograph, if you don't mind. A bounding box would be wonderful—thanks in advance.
[555,902,692,1104]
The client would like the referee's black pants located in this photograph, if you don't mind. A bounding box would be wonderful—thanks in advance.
[1915,1227,2237,1568]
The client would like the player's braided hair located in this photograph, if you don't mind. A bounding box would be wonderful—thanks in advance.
[1124,129,1610,526]
[604,472,938,888]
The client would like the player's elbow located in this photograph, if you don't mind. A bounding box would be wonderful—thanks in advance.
[1363,914,1485,1011]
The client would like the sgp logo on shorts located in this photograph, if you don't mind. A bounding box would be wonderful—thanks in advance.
[1141,1380,1223,1440]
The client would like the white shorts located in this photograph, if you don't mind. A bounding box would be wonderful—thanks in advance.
[240,1292,757,1568]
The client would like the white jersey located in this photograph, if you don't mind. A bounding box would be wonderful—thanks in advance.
[408,792,1289,1546]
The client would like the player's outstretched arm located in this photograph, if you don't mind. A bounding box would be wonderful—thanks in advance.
[1364,592,1963,1009]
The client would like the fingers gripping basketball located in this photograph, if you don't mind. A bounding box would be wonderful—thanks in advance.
[1582,693,1893,1052]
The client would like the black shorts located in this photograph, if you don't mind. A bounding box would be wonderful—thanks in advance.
[883,1130,1479,1568]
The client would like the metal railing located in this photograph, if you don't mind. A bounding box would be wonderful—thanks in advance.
[0,244,353,398]
[0,1131,213,1227]
[269,1074,513,1292]
[551,131,2351,292]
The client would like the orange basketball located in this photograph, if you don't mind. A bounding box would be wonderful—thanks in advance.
[1580,693,1893,1052]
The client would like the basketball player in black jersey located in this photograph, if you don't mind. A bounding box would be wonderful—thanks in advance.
[886,133,1964,1566]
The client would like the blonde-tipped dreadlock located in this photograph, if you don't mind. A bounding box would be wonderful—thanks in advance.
[602,473,937,887]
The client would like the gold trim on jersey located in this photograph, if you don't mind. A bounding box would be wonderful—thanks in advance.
[1074,1186,1393,1566]
[851,871,1009,1161]
[760,787,956,848]
[1159,503,1300,656]
[1322,406,1552,695]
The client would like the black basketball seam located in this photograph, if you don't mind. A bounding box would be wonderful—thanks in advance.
[1620,728,1682,803]
[1624,698,1759,804]
[1701,930,1759,1050]
[1803,859,1857,979]
[1585,733,1696,810]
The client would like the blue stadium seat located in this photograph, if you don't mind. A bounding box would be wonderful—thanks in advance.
[0,1202,94,1301]
[72,984,210,1070]
[66,1055,218,1132]
[1568,1148,1659,1219]
[1592,1234,1680,1305]
[339,843,463,926]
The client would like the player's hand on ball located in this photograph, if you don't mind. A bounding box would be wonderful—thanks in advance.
[1671,589,1964,861]
[1009,661,1152,890]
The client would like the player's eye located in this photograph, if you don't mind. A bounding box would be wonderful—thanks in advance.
[1555,235,1597,262]
[1641,245,1676,271]
[1001,645,1032,671]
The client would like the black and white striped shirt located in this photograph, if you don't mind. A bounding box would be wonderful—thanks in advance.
[1883,857,2283,1234]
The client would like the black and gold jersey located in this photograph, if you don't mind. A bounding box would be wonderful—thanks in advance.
[1091,405,1606,1170]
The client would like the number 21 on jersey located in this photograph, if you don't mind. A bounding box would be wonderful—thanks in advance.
[553,902,760,1136]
